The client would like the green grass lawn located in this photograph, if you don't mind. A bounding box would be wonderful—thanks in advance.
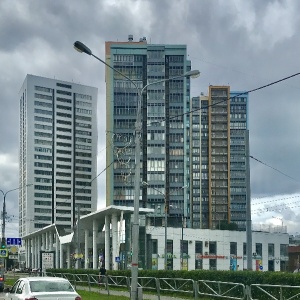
[77,289,130,300]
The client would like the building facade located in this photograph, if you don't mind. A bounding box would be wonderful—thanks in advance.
[105,36,192,227]
[19,74,98,237]
[22,206,289,272]
[190,87,249,229]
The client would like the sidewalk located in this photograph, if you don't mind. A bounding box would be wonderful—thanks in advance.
[79,285,188,300]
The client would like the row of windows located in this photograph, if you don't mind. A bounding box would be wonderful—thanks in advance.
[35,200,51,205]
[57,82,72,89]
[35,108,52,116]
[76,100,92,107]
[75,144,91,151]
[34,116,52,123]
[76,130,91,136]
[75,93,92,101]
[35,131,52,138]
[57,97,71,104]
[57,127,71,133]
[35,124,52,131]
[76,137,91,143]
[57,89,71,96]
[35,86,52,93]
[34,101,52,108]
[35,147,52,153]
[35,93,53,101]
[57,104,71,111]
[76,122,91,129]
[75,188,91,194]
[76,108,92,115]
[76,159,91,165]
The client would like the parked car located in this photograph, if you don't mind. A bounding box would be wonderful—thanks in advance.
[4,277,81,300]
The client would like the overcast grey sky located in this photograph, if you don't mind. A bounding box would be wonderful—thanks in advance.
[1,0,300,236]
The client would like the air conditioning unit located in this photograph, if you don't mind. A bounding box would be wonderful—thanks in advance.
[204,252,208,255]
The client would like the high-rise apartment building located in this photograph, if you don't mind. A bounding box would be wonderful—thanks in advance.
[19,74,98,237]
[190,86,249,229]
[105,36,192,226]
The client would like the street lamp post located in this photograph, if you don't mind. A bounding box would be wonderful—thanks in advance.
[142,181,186,270]
[0,185,32,273]
[0,187,20,241]
[0,184,33,241]
[74,40,199,300]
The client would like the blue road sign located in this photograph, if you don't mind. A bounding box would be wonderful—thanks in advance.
[0,249,8,257]
[6,238,22,246]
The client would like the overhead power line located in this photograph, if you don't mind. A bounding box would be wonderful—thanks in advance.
[249,155,299,182]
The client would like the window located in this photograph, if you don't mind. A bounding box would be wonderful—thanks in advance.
[34,116,52,123]
[57,89,71,96]
[230,242,237,255]
[280,244,288,257]
[256,243,262,256]
[209,241,217,255]
[209,259,217,270]
[56,82,72,89]
[35,93,52,100]
[268,243,274,256]
[35,109,52,115]
[35,86,52,93]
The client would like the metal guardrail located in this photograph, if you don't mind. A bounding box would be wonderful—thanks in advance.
[157,277,197,299]
[249,283,300,300]
[198,280,246,300]
[44,272,300,300]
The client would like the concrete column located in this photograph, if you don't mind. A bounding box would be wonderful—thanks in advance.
[49,231,54,251]
[35,237,39,268]
[45,232,49,250]
[60,243,63,269]
[42,233,46,251]
[32,238,36,269]
[92,219,97,270]
[105,215,110,270]
[55,235,60,269]
[112,213,118,270]
[84,229,89,269]
[37,236,41,269]
[67,244,71,269]
[25,239,29,268]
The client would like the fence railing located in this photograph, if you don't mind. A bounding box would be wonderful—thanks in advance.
[44,272,300,300]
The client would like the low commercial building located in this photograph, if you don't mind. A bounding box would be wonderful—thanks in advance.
[21,206,289,272]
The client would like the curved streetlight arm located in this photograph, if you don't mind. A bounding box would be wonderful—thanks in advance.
[0,187,20,198]
[74,41,139,91]
[0,184,33,239]
[140,70,200,95]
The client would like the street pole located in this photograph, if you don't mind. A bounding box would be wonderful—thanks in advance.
[76,205,80,269]
[0,186,31,272]
[74,41,199,299]
[0,187,20,241]
[164,196,168,270]
[245,130,252,270]
[181,216,184,270]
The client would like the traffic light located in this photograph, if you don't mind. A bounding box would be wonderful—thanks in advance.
[1,238,6,249]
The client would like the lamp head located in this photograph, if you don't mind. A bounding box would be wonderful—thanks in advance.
[73,41,92,55]
[185,70,200,78]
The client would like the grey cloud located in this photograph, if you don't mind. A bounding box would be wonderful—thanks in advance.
[1,0,300,235]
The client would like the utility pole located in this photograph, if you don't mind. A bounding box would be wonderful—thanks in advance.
[245,130,252,270]
[76,205,80,269]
